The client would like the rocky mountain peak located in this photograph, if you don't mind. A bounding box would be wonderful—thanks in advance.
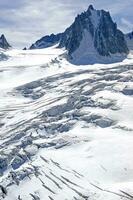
[88,4,94,11]
[29,5,129,64]
[1,34,5,40]
[0,34,11,49]
[59,5,129,63]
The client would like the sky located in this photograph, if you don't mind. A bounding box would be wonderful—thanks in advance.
[0,0,133,48]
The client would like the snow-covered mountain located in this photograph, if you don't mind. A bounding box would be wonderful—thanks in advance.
[59,5,128,64]
[0,34,11,60]
[30,33,63,49]
[125,31,133,50]
[30,5,129,64]
[0,34,11,49]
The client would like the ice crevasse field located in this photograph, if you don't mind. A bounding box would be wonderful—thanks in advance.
[0,46,133,200]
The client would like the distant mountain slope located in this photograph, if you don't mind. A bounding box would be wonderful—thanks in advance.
[125,31,133,50]
[30,33,63,49]
[0,34,11,49]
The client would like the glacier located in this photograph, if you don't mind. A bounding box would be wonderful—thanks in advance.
[0,45,133,200]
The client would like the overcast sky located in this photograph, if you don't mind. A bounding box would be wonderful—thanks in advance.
[0,0,133,48]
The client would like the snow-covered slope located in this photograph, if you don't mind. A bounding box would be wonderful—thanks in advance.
[0,46,133,200]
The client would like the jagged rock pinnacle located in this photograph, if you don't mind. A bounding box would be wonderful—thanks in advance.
[0,34,11,49]
[88,5,94,10]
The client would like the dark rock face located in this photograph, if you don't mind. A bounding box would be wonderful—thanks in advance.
[30,33,63,49]
[125,31,133,50]
[59,8,94,55]
[0,34,11,49]
[59,5,129,57]
[94,11,128,56]
[126,31,133,40]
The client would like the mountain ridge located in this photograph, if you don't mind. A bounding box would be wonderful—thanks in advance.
[29,4,129,64]
[30,33,63,49]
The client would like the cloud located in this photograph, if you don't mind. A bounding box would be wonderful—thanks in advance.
[0,0,132,48]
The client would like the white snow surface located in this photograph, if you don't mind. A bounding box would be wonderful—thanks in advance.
[0,46,133,200]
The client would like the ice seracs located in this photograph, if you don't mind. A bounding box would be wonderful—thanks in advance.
[0,47,133,200]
